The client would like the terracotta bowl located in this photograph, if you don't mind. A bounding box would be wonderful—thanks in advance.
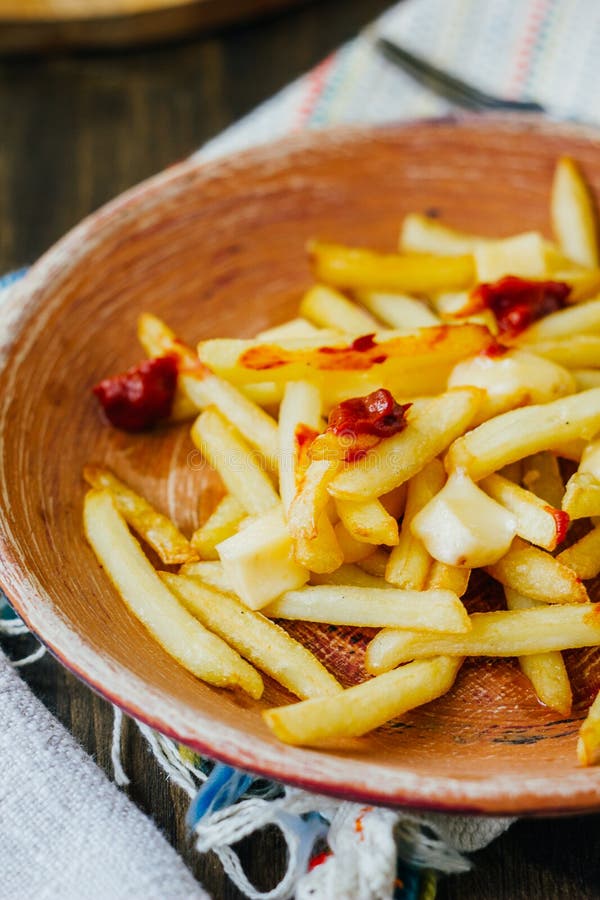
[3,116,600,816]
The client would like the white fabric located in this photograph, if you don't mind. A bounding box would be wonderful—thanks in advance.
[0,653,209,900]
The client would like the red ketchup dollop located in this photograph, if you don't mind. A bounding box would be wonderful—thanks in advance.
[92,355,179,432]
[471,276,570,337]
[327,388,411,439]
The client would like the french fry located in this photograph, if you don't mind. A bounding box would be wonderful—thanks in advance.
[485,537,589,605]
[83,489,263,698]
[365,603,600,674]
[524,335,600,368]
[380,484,407,519]
[505,587,572,716]
[162,573,342,700]
[256,317,320,340]
[385,459,445,589]
[355,290,440,330]
[137,314,281,469]
[577,689,600,766]
[263,656,462,745]
[562,472,600,519]
[293,511,344,574]
[556,525,600,580]
[329,387,482,501]
[300,284,379,334]
[310,564,394,589]
[191,409,279,515]
[278,380,322,515]
[447,349,576,425]
[480,473,569,551]
[309,240,475,293]
[83,465,195,565]
[513,297,600,343]
[358,548,390,577]
[263,584,471,632]
[412,470,517,567]
[190,495,246,559]
[551,156,599,269]
[334,497,399,546]
[180,559,233,593]
[578,438,600,478]
[287,458,340,540]
[217,505,309,610]
[521,451,565,508]
[333,520,375,563]
[399,213,491,255]
[446,388,600,482]
[573,369,600,390]
[474,231,549,282]
[426,560,470,597]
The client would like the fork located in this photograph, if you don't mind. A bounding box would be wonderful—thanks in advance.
[377,37,546,114]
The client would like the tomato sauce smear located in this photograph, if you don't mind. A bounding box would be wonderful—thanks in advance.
[328,388,411,439]
[93,355,179,432]
[470,276,571,338]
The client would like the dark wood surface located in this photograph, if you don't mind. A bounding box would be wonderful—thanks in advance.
[1,3,600,897]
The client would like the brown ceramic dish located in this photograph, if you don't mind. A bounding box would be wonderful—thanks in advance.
[2,116,600,816]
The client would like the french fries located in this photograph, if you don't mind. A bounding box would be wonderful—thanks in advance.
[162,573,342,700]
[86,154,600,762]
[84,490,263,698]
[365,604,600,674]
[264,656,462,746]
[83,465,196,565]
[263,584,471,632]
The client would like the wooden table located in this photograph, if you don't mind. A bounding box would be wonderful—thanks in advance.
[2,2,600,896]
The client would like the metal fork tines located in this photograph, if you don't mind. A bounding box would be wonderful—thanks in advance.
[377,37,545,114]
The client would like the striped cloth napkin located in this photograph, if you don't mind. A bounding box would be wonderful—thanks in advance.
[3,1,600,898]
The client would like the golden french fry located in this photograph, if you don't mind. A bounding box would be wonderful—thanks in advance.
[514,297,600,343]
[573,369,600,390]
[190,495,246,559]
[355,290,440,330]
[256,317,320,341]
[293,511,344,574]
[551,156,599,269]
[358,548,390,577]
[300,284,379,334]
[578,690,600,766]
[278,380,322,515]
[83,466,195,565]
[562,472,600,519]
[521,451,565,508]
[505,587,572,716]
[217,505,309,610]
[309,240,475,293]
[329,388,482,501]
[333,520,375,563]
[310,564,393,589]
[485,537,588,605]
[480,473,569,551]
[263,584,471,632]
[334,497,399,546]
[385,459,445,589]
[287,457,340,540]
[524,335,600,368]
[399,213,491,255]
[474,231,548,282]
[426,560,470,597]
[83,490,263,698]
[191,409,279,515]
[446,388,600,482]
[556,525,600,580]
[163,573,342,700]
[263,656,462,745]
[365,603,600,674]
[180,559,233,593]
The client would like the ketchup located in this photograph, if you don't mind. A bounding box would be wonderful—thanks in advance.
[471,276,570,337]
[93,355,179,432]
[327,388,411,439]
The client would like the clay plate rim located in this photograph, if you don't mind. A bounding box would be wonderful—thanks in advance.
[3,115,600,816]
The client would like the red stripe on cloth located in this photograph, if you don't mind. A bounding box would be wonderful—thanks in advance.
[507,0,551,95]
[294,53,337,129]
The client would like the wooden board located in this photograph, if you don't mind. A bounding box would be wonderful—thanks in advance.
[0,0,308,53]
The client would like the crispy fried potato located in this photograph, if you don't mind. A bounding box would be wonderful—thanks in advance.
[551,156,599,269]
[365,603,600,674]
[562,472,600,519]
[293,511,344,574]
[485,537,589,605]
[524,335,600,368]
[480,473,569,551]
[334,497,399,546]
[84,490,263,698]
[399,213,491,255]
[83,465,195,565]
[557,525,600,580]
[300,284,379,334]
[263,656,462,745]
[278,380,322,514]
[522,451,565,508]
[163,573,341,700]
[514,297,600,343]
[190,494,246,560]
[355,290,440,330]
